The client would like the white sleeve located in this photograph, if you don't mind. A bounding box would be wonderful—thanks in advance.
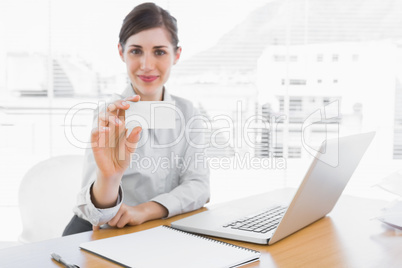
[74,182,123,226]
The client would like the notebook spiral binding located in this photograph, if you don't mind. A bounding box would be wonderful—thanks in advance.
[163,225,260,254]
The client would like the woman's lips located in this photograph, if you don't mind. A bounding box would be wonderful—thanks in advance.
[138,75,158,82]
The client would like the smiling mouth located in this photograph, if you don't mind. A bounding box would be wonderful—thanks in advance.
[138,75,159,82]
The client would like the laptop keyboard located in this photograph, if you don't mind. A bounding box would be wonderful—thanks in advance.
[222,205,287,233]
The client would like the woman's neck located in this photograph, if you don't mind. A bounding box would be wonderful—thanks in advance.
[131,85,164,101]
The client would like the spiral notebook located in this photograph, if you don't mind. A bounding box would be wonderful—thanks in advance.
[80,225,260,268]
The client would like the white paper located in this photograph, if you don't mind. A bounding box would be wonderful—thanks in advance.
[125,101,176,129]
[376,200,402,233]
[377,214,402,231]
[375,170,402,197]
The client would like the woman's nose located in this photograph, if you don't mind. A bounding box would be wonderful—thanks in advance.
[140,54,155,71]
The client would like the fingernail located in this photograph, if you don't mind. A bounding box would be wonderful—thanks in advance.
[122,101,128,106]
[115,118,122,125]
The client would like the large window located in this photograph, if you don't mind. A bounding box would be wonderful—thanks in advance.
[1,0,402,243]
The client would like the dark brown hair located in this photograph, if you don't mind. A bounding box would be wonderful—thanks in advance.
[119,2,179,51]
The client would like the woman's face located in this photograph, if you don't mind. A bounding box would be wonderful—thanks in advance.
[118,27,181,101]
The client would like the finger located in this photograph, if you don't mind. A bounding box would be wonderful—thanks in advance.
[108,205,125,227]
[116,212,131,228]
[126,126,142,147]
[109,100,131,129]
[113,96,140,125]
[117,106,126,122]
[118,96,140,121]
[93,225,100,231]
[98,112,122,129]
[98,109,108,128]
[108,213,122,227]
[91,126,109,148]
[125,127,142,154]
[107,100,131,114]
[91,127,100,144]
[106,120,126,150]
[124,95,140,102]
[97,113,121,150]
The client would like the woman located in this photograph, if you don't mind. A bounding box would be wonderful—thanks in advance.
[63,2,210,235]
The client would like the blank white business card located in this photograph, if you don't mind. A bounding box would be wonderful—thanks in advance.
[125,101,176,129]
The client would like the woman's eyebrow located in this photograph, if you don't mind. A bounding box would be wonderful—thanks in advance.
[128,45,168,49]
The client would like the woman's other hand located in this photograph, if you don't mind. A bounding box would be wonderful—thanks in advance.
[107,202,168,228]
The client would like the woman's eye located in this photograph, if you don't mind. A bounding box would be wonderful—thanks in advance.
[130,49,142,55]
[155,50,166,56]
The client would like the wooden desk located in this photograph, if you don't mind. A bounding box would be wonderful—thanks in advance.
[1,193,401,268]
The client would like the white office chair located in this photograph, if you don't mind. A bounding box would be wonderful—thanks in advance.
[18,155,84,243]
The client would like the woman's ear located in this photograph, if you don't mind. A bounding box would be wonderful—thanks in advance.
[173,46,182,65]
[118,43,125,62]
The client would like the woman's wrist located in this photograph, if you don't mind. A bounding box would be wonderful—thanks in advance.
[139,201,168,222]
[91,171,123,209]
[96,168,124,183]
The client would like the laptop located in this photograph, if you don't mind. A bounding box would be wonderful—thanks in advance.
[171,132,375,245]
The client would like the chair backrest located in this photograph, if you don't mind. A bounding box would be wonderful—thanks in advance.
[18,155,84,243]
